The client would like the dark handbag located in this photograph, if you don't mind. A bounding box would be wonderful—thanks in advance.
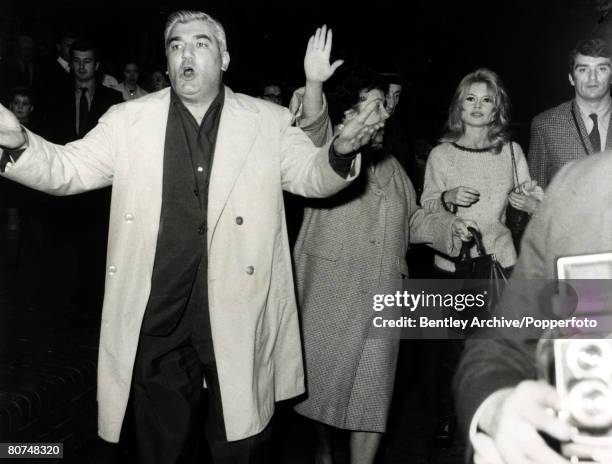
[454,227,508,314]
[505,142,530,239]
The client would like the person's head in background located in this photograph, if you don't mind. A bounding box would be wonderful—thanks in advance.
[56,33,76,63]
[123,61,141,87]
[380,72,402,117]
[9,86,35,125]
[17,35,35,64]
[70,38,99,86]
[568,37,612,104]
[150,69,169,91]
[260,82,283,106]
[328,65,389,150]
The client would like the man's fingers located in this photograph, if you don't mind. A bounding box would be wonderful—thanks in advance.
[324,28,333,54]
[512,382,571,441]
[307,35,314,51]
[330,60,344,73]
[354,99,378,123]
[521,433,570,464]
[523,408,571,442]
[316,25,326,47]
[473,433,505,464]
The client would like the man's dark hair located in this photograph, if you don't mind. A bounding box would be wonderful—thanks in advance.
[379,72,402,87]
[568,38,612,72]
[327,65,388,126]
[69,38,97,61]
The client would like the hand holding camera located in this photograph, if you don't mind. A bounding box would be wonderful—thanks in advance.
[477,380,572,464]
[536,339,612,463]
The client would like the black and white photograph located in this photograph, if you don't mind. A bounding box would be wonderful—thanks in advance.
[1,0,612,463]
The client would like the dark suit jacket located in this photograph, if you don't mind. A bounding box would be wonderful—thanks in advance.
[43,84,122,144]
[454,151,612,440]
[528,99,612,189]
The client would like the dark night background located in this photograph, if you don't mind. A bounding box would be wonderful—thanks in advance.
[2,1,612,461]
[2,0,612,146]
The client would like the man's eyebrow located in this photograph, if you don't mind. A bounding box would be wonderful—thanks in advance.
[166,34,213,46]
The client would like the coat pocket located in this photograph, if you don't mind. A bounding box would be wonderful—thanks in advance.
[303,237,342,262]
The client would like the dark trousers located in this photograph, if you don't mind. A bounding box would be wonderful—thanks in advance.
[131,303,272,464]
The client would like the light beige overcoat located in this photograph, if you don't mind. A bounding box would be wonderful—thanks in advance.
[1,87,360,442]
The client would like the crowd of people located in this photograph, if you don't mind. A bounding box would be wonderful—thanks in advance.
[0,8,611,464]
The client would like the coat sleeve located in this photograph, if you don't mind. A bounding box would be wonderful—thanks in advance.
[420,146,448,213]
[527,117,548,189]
[1,105,119,195]
[400,163,461,256]
[279,108,361,198]
[289,86,334,148]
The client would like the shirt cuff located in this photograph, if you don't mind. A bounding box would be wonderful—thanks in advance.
[328,138,356,179]
[0,127,28,173]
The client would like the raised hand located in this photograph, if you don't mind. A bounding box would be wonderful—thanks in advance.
[304,25,344,84]
[332,99,384,155]
[0,103,25,149]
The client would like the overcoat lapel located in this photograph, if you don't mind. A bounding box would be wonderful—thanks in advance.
[207,87,259,247]
[131,90,170,266]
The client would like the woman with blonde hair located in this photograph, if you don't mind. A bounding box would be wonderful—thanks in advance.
[421,68,541,275]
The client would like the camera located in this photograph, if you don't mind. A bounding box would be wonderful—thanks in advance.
[537,338,612,460]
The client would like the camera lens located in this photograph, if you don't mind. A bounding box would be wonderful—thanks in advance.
[568,379,612,429]
[567,341,611,377]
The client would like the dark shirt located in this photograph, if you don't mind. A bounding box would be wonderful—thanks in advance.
[140,87,224,336]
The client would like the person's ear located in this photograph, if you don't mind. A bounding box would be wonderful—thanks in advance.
[221,51,230,72]
[568,72,575,87]
[95,61,100,71]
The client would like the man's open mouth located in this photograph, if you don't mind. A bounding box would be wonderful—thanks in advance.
[182,65,195,78]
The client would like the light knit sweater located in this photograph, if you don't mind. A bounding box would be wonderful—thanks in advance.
[421,141,531,272]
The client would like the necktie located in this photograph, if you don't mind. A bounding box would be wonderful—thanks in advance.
[589,113,601,153]
[79,87,89,138]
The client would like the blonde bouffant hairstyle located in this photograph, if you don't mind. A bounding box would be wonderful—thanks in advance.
[440,68,511,154]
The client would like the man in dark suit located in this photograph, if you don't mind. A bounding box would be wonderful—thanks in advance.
[529,38,612,190]
[454,152,612,463]
[41,38,122,312]
[44,38,122,144]
[38,33,75,106]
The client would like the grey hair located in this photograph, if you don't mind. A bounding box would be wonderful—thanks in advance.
[164,10,228,53]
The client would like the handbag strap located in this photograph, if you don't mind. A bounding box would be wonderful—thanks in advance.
[468,227,486,256]
[459,227,487,260]
[509,141,520,191]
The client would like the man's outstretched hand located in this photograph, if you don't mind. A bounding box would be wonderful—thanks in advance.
[0,103,25,150]
[304,25,344,85]
[332,100,383,155]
